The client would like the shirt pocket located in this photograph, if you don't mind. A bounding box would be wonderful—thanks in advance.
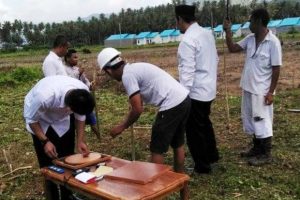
[257,52,270,68]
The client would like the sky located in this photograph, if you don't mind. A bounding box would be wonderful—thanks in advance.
[0,0,174,24]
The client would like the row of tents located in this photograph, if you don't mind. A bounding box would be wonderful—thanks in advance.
[105,17,300,47]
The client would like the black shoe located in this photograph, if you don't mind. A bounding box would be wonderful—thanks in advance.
[193,166,211,174]
[248,154,272,166]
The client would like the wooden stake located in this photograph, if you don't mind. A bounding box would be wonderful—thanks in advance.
[92,69,101,141]
[129,105,135,161]
[130,124,135,161]
[222,32,230,132]
[1,166,32,178]
[3,149,12,173]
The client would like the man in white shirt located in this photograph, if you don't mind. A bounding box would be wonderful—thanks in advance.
[97,48,190,200]
[224,8,282,166]
[24,75,95,200]
[42,35,69,76]
[175,4,219,174]
[64,48,100,138]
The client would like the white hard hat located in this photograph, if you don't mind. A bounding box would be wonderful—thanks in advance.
[97,47,121,70]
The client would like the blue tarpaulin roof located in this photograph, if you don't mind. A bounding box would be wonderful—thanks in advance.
[279,17,300,27]
[146,32,159,38]
[171,30,180,36]
[105,34,128,41]
[214,25,223,32]
[125,34,136,39]
[231,24,242,32]
[268,20,282,28]
[241,22,250,29]
[160,29,176,37]
[136,32,151,39]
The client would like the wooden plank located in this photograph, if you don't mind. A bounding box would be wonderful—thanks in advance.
[104,161,172,184]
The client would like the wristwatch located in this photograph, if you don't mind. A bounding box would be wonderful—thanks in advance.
[40,138,50,147]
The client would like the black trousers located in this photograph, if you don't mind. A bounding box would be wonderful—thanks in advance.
[32,115,75,200]
[186,99,219,173]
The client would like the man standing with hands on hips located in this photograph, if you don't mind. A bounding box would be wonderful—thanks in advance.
[175,4,219,174]
[223,8,282,166]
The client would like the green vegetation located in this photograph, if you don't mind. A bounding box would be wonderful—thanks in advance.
[0,66,42,87]
[0,59,300,199]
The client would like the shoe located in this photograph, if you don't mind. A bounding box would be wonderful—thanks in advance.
[248,137,272,166]
[248,154,272,166]
[193,166,211,174]
[241,137,261,158]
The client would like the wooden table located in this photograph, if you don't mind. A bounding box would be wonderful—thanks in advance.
[41,157,189,200]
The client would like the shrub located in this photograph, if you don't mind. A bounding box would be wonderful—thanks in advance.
[0,66,42,87]
[82,48,92,54]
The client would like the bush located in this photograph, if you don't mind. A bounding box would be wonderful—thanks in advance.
[82,48,92,54]
[0,66,42,86]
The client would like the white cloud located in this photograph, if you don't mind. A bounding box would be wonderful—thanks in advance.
[0,0,172,23]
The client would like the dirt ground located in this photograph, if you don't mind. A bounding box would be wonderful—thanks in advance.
[0,45,299,199]
[87,46,300,96]
[1,46,299,94]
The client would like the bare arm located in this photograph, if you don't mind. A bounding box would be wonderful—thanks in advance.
[110,93,143,138]
[265,66,280,105]
[75,119,90,156]
[223,20,243,53]
[29,122,58,158]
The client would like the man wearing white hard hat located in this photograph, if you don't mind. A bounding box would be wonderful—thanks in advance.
[97,47,190,200]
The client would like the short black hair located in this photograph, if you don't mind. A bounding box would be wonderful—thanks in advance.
[251,8,270,27]
[175,4,196,23]
[65,89,95,115]
[53,35,69,48]
[64,49,77,62]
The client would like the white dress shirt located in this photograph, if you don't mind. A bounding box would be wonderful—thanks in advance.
[177,22,219,102]
[24,75,89,137]
[238,30,282,95]
[122,63,188,111]
[42,51,67,76]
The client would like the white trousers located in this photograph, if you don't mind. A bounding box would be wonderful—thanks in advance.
[241,91,273,139]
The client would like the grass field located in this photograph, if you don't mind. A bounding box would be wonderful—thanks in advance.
[0,45,300,200]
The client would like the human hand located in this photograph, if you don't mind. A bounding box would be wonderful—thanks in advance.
[79,66,85,75]
[110,125,126,138]
[44,142,58,159]
[265,93,273,105]
[77,141,90,157]
[89,81,96,91]
[223,19,231,32]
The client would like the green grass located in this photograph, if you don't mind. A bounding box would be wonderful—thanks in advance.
[0,55,300,199]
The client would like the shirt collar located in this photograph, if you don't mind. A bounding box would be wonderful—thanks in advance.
[50,50,61,60]
[264,29,273,41]
[185,22,198,34]
[250,29,273,42]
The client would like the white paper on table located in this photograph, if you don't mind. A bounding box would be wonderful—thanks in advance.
[75,172,96,184]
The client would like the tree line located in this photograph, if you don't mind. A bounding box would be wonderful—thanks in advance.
[0,0,299,48]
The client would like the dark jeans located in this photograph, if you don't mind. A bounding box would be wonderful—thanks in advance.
[31,115,75,200]
[186,99,219,173]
